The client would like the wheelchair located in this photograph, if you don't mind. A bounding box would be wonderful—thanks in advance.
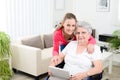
[46,61,103,80]
[46,44,103,80]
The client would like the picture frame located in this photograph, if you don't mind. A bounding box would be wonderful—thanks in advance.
[96,0,110,12]
[55,0,65,10]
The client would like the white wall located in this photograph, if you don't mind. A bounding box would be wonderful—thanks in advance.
[0,0,7,32]
[53,0,73,27]
[1,0,120,40]
[72,0,120,38]
[53,0,120,38]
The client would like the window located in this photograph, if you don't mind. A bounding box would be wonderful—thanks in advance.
[6,0,53,40]
[118,0,120,21]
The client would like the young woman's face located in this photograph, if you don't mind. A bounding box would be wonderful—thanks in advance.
[75,27,90,43]
[63,19,76,35]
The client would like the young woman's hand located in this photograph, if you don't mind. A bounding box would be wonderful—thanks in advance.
[48,69,52,76]
[87,44,94,54]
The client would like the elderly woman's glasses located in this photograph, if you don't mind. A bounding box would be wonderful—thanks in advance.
[75,31,87,35]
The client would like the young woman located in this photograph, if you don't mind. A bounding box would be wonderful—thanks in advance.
[52,13,96,64]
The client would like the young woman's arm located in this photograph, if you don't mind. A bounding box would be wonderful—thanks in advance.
[52,31,60,56]
[88,35,96,44]
[87,36,96,53]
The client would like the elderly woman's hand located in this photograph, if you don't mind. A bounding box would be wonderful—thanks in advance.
[69,72,88,80]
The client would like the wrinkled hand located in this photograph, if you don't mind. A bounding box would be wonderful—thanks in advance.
[69,72,87,80]
[87,44,94,54]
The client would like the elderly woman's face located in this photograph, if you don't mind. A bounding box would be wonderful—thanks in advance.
[75,27,91,43]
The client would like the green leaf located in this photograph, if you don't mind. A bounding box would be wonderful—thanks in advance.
[112,29,120,37]
[108,30,120,54]
[0,32,13,80]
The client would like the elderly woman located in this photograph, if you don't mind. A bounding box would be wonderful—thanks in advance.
[49,21,103,80]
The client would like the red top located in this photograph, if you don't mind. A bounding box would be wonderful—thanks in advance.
[52,29,96,56]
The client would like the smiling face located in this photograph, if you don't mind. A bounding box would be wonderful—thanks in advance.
[63,18,76,35]
[75,27,91,44]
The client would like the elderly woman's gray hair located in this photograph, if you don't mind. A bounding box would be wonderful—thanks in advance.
[76,21,92,34]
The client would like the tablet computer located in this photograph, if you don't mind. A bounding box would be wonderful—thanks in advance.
[49,66,70,79]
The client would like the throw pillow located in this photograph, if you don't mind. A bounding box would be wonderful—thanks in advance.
[21,35,44,49]
[44,34,53,48]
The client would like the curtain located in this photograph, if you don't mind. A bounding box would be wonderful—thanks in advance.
[6,0,53,40]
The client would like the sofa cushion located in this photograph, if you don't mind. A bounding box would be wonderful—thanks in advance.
[44,34,53,48]
[21,35,44,49]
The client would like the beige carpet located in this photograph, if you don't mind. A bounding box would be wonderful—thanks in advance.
[102,65,120,80]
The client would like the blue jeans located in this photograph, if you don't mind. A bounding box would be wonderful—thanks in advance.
[87,77,92,80]
[60,44,66,51]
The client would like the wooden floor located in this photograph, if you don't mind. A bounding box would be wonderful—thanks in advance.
[11,65,120,80]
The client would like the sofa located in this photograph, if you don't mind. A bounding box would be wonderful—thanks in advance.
[11,33,53,80]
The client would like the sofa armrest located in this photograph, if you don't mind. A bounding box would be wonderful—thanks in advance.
[11,44,42,76]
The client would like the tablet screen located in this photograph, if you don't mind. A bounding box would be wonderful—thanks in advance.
[49,66,70,79]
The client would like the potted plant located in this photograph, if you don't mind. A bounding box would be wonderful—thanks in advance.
[0,32,13,80]
[108,30,120,54]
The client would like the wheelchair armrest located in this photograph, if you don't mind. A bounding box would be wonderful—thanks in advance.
[55,61,65,68]
[90,71,104,80]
